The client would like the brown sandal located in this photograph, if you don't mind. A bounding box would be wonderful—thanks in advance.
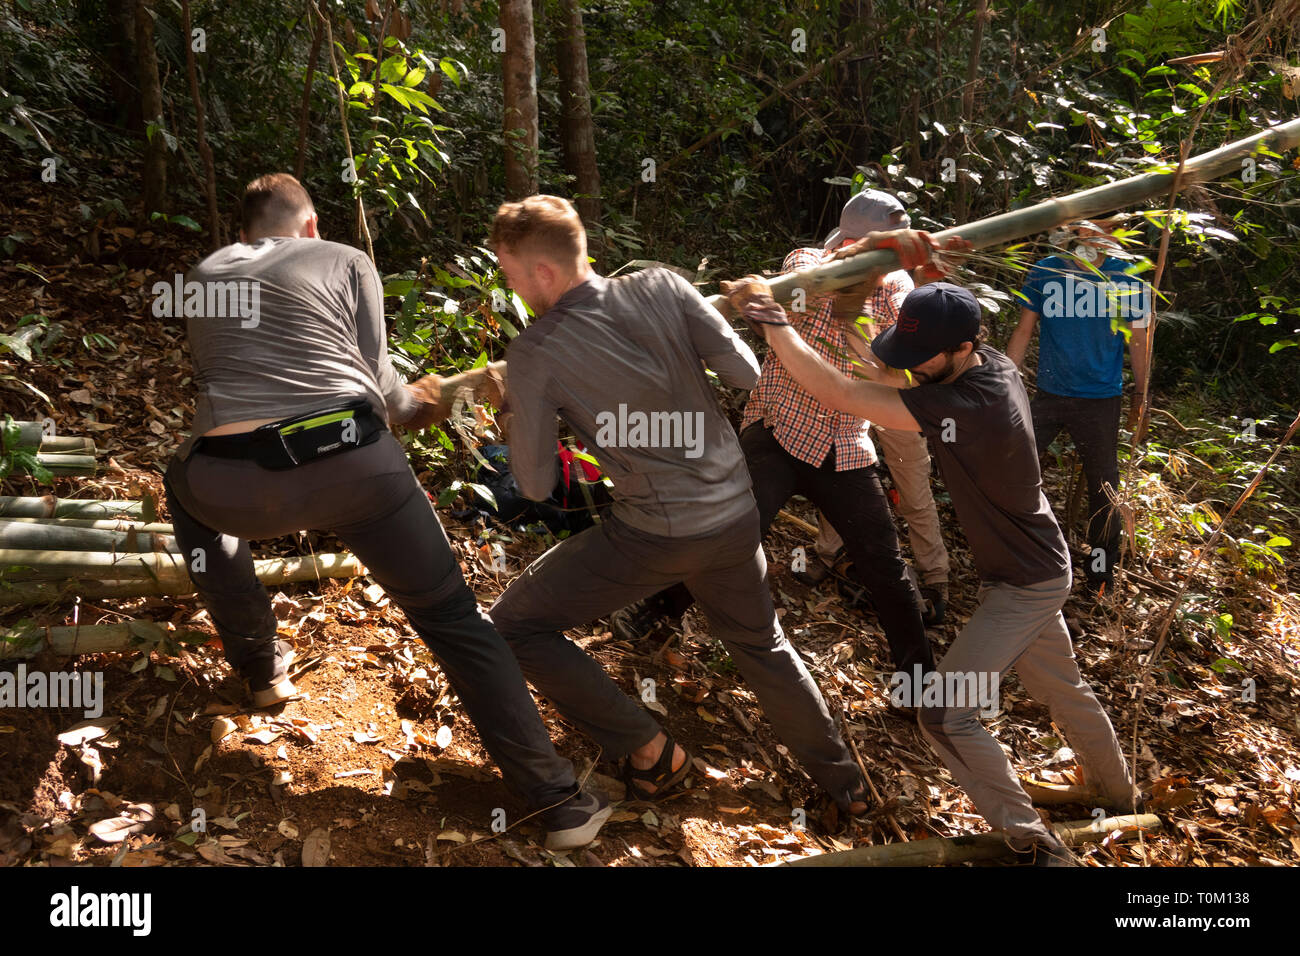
[623,733,692,801]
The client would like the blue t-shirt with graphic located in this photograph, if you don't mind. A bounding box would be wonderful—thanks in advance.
[1020,255,1150,399]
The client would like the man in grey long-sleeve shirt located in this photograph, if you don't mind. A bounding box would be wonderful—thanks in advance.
[161,174,612,850]
[485,195,867,813]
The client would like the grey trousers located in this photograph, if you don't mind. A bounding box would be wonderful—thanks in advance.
[917,572,1134,848]
[163,432,580,814]
[488,507,865,804]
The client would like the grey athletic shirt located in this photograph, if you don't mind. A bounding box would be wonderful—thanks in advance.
[176,237,415,457]
[899,347,1070,586]
[505,269,760,538]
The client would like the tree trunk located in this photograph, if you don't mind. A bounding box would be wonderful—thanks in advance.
[956,0,989,221]
[500,0,539,199]
[181,0,224,250]
[92,0,141,131]
[295,3,326,180]
[133,0,168,217]
[556,0,601,236]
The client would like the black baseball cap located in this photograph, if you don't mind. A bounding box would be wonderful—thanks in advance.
[870,282,982,369]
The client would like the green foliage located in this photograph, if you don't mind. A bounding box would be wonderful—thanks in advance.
[1129,410,1296,586]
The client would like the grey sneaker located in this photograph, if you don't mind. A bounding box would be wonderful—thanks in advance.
[239,638,297,708]
[541,788,612,852]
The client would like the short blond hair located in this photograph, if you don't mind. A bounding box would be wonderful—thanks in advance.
[489,195,586,264]
[241,173,314,233]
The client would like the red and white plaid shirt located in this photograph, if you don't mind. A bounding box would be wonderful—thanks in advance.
[741,246,913,470]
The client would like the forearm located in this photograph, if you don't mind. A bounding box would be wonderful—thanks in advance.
[843,322,910,387]
[765,324,907,424]
[1006,325,1033,368]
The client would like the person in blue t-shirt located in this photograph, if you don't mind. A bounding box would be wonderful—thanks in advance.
[1007,220,1152,598]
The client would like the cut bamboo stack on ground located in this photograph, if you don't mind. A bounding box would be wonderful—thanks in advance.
[0,497,365,608]
[9,421,99,476]
[0,547,364,608]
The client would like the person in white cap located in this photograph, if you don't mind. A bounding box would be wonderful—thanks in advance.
[809,191,952,624]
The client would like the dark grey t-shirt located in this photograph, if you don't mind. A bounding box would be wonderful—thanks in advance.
[899,347,1069,586]
[178,237,415,456]
[505,269,760,538]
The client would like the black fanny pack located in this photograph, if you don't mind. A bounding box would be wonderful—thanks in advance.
[197,399,385,470]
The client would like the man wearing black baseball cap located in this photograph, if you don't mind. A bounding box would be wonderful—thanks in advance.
[731,265,1138,866]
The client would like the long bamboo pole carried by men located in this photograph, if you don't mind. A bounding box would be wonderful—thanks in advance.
[424,116,1300,414]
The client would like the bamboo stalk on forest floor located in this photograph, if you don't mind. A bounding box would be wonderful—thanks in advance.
[9,422,97,455]
[0,550,359,582]
[778,813,1161,866]
[0,552,363,607]
[776,509,819,536]
[1021,780,1101,805]
[0,619,207,661]
[34,454,96,476]
[0,497,143,519]
[0,522,178,554]
[0,517,174,533]
[36,437,96,455]
[0,549,196,579]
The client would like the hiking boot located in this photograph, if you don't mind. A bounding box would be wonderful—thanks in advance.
[791,557,833,586]
[238,638,297,708]
[836,565,876,614]
[920,585,947,627]
[609,601,668,643]
[540,788,613,851]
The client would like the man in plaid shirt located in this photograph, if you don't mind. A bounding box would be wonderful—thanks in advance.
[736,189,934,678]
[799,238,954,623]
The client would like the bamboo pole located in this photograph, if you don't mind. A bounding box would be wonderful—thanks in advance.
[0,550,359,581]
[0,549,193,579]
[33,454,97,476]
[0,497,142,519]
[0,620,207,662]
[9,423,96,455]
[706,116,1300,312]
[0,522,178,554]
[38,437,96,455]
[12,421,51,446]
[0,552,363,607]
[0,517,174,533]
[779,813,1161,867]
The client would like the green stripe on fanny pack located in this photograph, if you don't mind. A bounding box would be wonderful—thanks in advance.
[279,410,356,435]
